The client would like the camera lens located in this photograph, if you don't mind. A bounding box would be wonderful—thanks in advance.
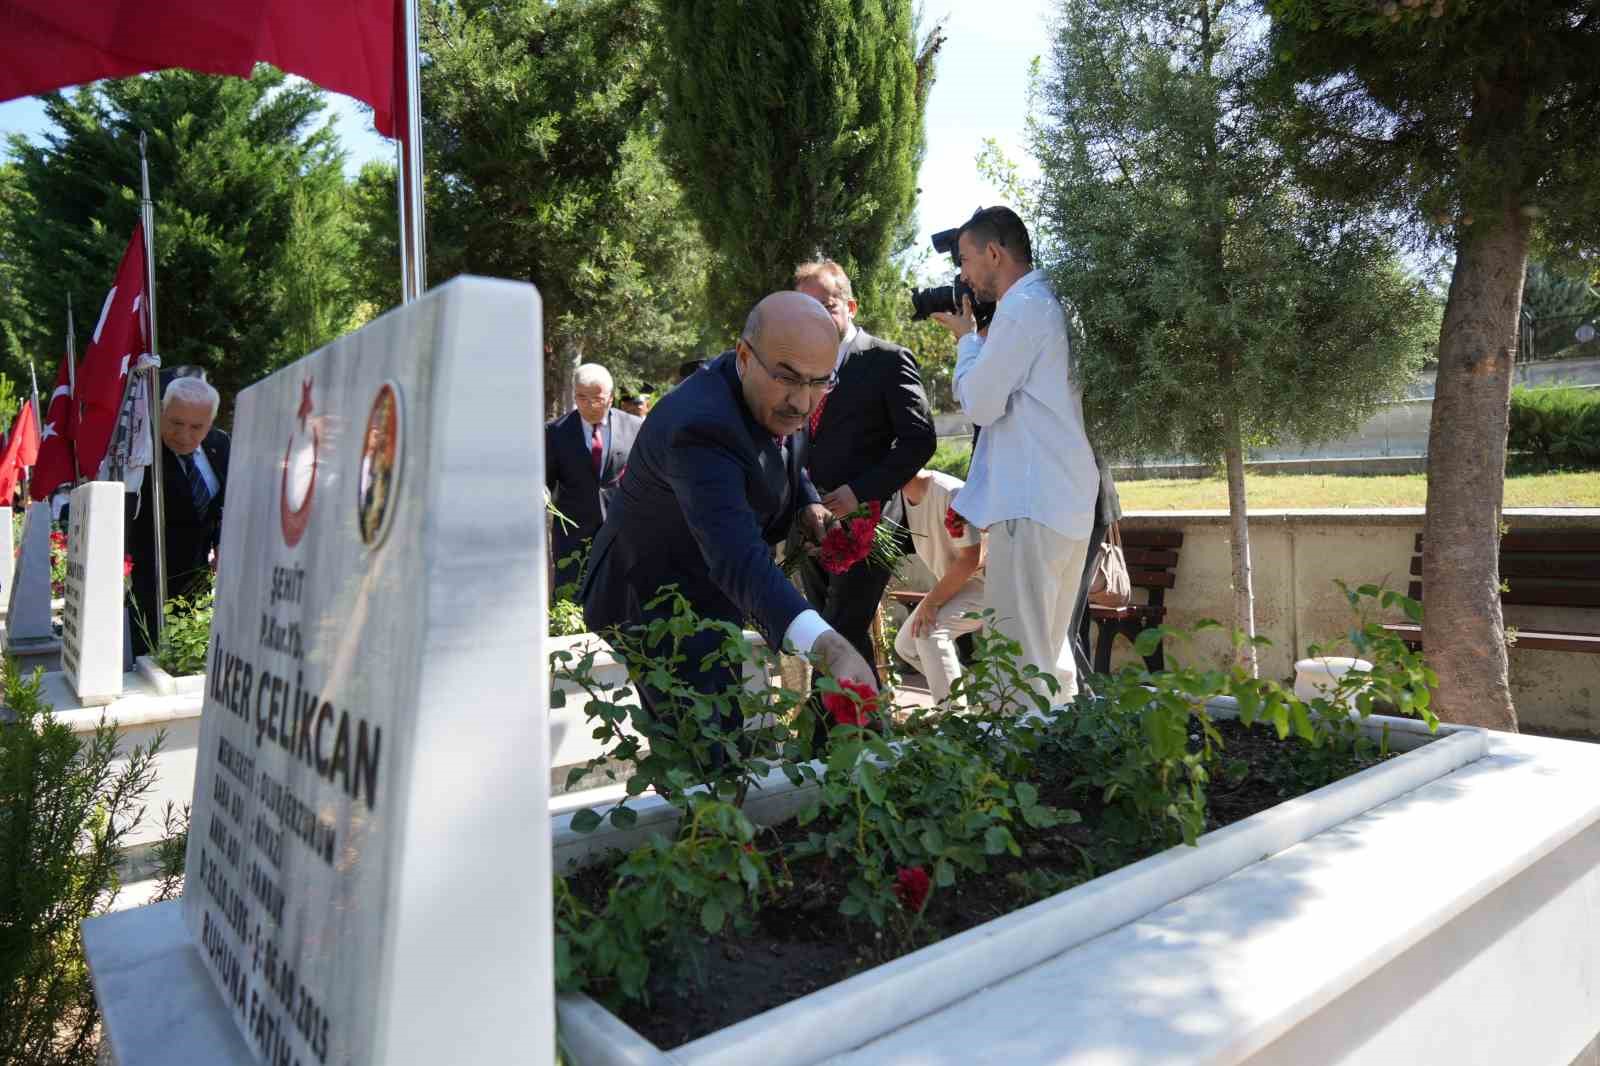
[909,284,959,321]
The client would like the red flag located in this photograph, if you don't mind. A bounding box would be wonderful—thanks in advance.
[75,225,147,480]
[0,401,40,502]
[0,1,402,137]
[14,400,40,468]
[29,359,77,502]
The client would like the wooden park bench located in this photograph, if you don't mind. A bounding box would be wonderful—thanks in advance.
[1083,528,1184,673]
[885,528,1186,675]
[1382,531,1600,655]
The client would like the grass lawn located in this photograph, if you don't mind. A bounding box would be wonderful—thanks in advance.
[1117,471,1600,510]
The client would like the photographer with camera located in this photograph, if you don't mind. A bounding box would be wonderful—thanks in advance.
[929,206,1099,702]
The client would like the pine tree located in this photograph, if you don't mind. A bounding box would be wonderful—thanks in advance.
[1264,0,1600,729]
[1035,0,1438,673]
[656,0,935,334]
[351,0,715,417]
[5,68,361,414]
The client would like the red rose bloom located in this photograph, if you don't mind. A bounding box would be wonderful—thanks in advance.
[944,506,966,540]
[123,555,134,578]
[894,866,931,913]
[50,531,67,549]
[821,677,878,727]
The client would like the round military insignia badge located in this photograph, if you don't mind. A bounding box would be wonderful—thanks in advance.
[357,383,403,547]
[280,377,320,548]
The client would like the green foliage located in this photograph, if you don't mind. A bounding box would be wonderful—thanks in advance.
[925,439,971,481]
[555,795,774,1006]
[550,585,1434,1013]
[1507,385,1600,473]
[1263,0,1600,261]
[4,69,362,411]
[154,578,214,677]
[797,723,1067,940]
[550,598,588,638]
[0,660,169,1066]
[356,0,715,416]
[656,1,935,335]
[1034,0,1437,467]
[552,590,816,818]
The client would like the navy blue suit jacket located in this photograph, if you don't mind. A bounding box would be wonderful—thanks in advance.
[581,352,818,648]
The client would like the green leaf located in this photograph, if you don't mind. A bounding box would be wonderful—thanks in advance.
[569,808,602,833]
[839,895,865,917]
[609,806,638,829]
[701,898,726,934]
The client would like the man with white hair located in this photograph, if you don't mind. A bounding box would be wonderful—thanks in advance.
[126,373,229,655]
[545,363,643,595]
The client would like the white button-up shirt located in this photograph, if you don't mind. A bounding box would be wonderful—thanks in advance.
[953,269,1098,540]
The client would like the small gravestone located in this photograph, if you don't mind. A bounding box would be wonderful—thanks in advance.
[6,501,60,653]
[82,277,554,1066]
[1,504,13,610]
[61,482,125,704]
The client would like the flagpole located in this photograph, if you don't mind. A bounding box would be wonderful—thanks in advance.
[24,358,39,500]
[139,130,167,647]
[66,295,81,482]
[398,0,425,303]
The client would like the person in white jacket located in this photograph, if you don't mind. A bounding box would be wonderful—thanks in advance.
[931,206,1099,701]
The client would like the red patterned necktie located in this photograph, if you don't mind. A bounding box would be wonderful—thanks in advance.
[590,422,603,476]
[807,390,829,436]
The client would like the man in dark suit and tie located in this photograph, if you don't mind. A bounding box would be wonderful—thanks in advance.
[793,260,937,682]
[126,375,229,655]
[582,292,878,762]
[545,363,643,596]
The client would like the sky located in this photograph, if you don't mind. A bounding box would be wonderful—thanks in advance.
[0,0,1056,285]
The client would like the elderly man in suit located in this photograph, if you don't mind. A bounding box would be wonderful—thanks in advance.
[793,260,937,685]
[126,375,229,655]
[582,291,878,761]
[545,363,643,595]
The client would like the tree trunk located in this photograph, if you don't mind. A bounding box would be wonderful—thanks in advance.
[1422,198,1528,732]
[1222,408,1259,677]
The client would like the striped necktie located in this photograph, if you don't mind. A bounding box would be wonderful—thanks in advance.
[178,452,212,515]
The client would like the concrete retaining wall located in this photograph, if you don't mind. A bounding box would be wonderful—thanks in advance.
[1114,508,1600,736]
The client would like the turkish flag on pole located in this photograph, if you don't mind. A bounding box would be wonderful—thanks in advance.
[0,401,40,502]
[74,225,148,481]
[28,359,77,502]
[0,1,402,136]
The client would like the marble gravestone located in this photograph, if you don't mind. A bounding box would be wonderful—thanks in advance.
[61,482,125,704]
[6,501,59,652]
[1,505,13,611]
[82,277,554,1066]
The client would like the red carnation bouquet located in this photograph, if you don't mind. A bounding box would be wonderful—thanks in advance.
[943,505,967,540]
[785,501,908,577]
[821,677,879,727]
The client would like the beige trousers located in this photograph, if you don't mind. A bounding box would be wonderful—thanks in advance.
[893,579,987,706]
[984,518,1091,703]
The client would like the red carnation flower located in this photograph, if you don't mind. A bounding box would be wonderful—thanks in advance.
[822,677,878,727]
[123,555,134,578]
[893,866,931,913]
[943,506,966,540]
[50,531,67,549]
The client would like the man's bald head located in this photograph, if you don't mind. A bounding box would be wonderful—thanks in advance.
[742,290,838,356]
[736,291,840,437]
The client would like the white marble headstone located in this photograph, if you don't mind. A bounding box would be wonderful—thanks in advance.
[6,501,59,651]
[179,277,553,1066]
[1,504,14,611]
[61,482,125,704]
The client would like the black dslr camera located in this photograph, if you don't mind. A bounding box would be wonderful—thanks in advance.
[909,226,998,330]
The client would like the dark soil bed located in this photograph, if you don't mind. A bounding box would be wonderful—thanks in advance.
[569,717,1394,1049]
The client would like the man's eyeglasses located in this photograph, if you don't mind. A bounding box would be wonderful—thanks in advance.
[741,339,837,394]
